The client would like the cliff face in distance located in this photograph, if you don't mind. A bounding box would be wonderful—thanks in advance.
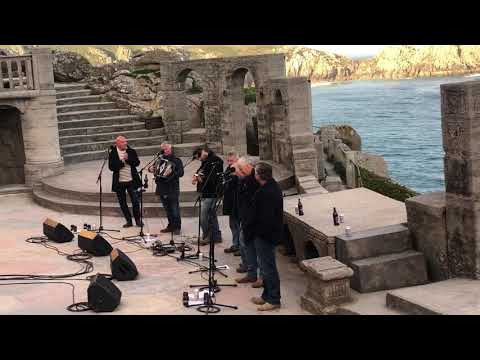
[2,45,480,83]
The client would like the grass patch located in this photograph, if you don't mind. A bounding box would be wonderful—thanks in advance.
[244,87,256,105]
[359,166,419,202]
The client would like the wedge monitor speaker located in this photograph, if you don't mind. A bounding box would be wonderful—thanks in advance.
[43,218,74,243]
[87,274,121,312]
[78,230,113,256]
[110,248,139,281]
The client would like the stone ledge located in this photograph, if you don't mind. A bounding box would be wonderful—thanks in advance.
[300,256,354,281]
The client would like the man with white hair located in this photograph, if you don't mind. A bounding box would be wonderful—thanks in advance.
[108,136,142,228]
[148,142,184,234]
[234,156,263,289]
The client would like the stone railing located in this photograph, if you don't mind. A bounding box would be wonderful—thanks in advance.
[0,55,36,91]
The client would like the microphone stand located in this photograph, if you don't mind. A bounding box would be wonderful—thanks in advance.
[96,148,119,233]
[188,187,238,314]
[178,160,219,264]
[122,154,159,242]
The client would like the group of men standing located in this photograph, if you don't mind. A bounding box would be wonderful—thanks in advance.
[108,136,283,311]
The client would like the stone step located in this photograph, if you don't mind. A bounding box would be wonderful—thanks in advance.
[40,180,199,203]
[57,102,119,114]
[58,115,140,129]
[63,144,168,164]
[59,129,165,146]
[55,83,89,92]
[336,224,412,264]
[61,135,167,156]
[58,109,130,122]
[385,292,440,315]
[32,186,218,218]
[56,95,106,106]
[349,250,428,293]
[56,89,92,99]
[59,122,147,136]
[182,128,206,143]
[0,184,32,196]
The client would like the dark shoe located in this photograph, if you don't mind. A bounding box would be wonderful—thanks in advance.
[199,238,210,246]
[224,246,239,254]
[213,237,223,244]
[235,276,257,284]
[123,222,133,228]
[234,250,241,256]
[135,220,144,227]
[160,226,172,233]
[173,228,181,235]
[236,264,247,273]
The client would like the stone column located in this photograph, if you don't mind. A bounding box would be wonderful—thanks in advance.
[441,80,480,278]
[22,49,63,186]
[345,151,356,188]
[314,137,325,180]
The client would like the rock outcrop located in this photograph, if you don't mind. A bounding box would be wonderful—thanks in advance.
[52,50,95,82]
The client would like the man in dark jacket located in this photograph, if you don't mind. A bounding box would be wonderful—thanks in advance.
[192,145,223,244]
[148,142,184,234]
[222,151,240,254]
[108,136,142,228]
[234,156,263,288]
[247,162,283,311]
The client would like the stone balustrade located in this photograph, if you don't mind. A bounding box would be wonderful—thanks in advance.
[0,55,36,92]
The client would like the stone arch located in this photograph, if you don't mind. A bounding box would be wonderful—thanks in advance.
[304,241,320,260]
[0,104,26,185]
[173,67,207,132]
[224,65,267,157]
[273,89,284,105]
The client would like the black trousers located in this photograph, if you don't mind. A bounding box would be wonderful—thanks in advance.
[115,181,140,223]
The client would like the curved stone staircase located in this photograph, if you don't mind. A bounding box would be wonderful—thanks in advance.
[32,82,294,217]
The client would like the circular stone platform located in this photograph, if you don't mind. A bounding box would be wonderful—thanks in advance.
[33,156,295,218]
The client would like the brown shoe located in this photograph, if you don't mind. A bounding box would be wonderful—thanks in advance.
[251,297,266,305]
[257,302,281,311]
[235,276,257,284]
[251,278,264,288]
[160,226,172,233]
[236,264,247,273]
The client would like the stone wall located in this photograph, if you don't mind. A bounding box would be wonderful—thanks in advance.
[0,107,25,185]
[0,49,64,186]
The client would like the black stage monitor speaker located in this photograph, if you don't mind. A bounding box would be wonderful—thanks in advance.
[78,230,113,256]
[87,274,121,312]
[43,218,74,243]
[110,248,139,281]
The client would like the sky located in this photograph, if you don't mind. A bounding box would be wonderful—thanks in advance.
[304,45,426,59]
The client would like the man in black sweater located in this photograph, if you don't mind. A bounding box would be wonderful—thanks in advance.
[108,136,142,228]
[148,142,184,234]
[245,162,283,311]
[192,145,224,244]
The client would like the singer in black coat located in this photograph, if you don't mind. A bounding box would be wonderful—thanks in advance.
[108,145,142,226]
[108,145,142,192]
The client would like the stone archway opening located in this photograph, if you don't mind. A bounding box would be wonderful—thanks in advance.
[176,68,205,131]
[0,105,25,185]
[231,68,259,156]
[304,241,320,260]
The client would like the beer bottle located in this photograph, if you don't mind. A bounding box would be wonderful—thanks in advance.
[333,207,340,226]
[298,198,304,216]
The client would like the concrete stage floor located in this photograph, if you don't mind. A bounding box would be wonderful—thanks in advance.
[0,193,308,315]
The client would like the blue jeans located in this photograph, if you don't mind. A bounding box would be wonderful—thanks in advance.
[200,197,221,241]
[255,236,281,305]
[229,215,241,249]
[241,230,263,280]
[159,194,181,229]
